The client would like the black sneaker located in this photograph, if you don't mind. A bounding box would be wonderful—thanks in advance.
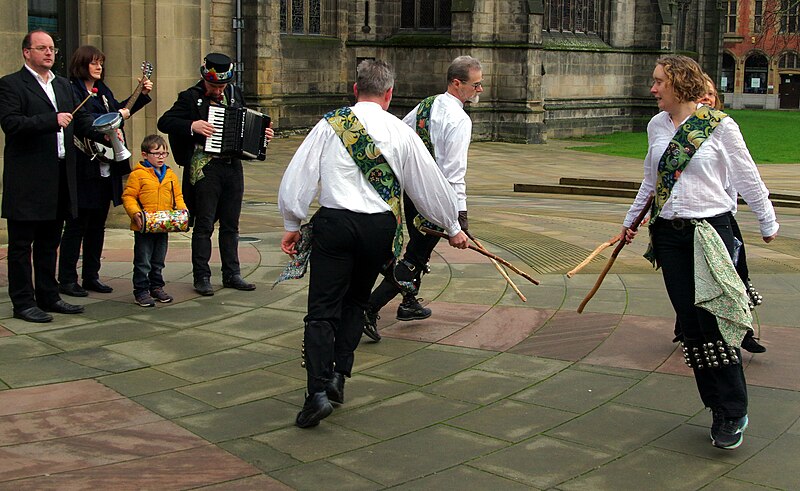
[741,331,766,354]
[363,307,382,342]
[712,414,748,449]
[709,407,725,440]
[295,391,333,428]
[396,296,432,321]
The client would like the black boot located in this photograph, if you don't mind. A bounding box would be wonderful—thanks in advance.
[326,372,346,405]
[741,330,766,354]
[295,391,333,428]
[363,306,382,341]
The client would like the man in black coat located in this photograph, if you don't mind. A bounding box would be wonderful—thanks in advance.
[158,53,272,296]
[0,30,106,323]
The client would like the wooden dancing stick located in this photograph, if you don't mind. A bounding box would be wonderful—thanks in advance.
[566,233,622,278]
[577,194,653,314]
[420,226,540,285]
[466,230,527,302]
[71,87,99,116]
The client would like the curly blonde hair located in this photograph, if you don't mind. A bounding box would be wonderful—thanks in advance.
[656,55,707,103]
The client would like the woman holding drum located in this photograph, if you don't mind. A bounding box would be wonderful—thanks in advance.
[58,45,153,297]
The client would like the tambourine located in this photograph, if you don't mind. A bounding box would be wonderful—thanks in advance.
[92,112,131,161]
[141,209,189,233]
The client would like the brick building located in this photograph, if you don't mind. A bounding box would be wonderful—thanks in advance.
[721,0,800,109]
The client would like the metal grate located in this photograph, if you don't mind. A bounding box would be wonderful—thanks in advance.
[471,223,598,274]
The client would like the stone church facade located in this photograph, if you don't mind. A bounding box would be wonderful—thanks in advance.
[2,0,723,152]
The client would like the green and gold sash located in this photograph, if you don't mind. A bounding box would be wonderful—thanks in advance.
[644,105,728,264]
[325,107,404,257]
[411,95,445,233]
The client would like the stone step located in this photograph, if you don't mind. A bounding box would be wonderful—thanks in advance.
[514,179,800,208]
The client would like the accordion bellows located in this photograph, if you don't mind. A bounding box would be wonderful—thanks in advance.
[141,209,189,233]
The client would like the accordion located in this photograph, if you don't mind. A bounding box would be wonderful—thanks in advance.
[204,106,270,160]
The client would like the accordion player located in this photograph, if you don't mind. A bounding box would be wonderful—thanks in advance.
[204,106,271,160]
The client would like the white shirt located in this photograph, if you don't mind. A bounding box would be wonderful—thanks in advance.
[25,64,65,158]
[402,91,472,211]
[278,101,462,236]
[624,109,779,238]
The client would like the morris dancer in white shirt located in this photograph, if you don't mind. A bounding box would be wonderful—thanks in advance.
[623,56,778,450]
[363,55,482,341]
[671,74,767,355]
[278,59,468,428]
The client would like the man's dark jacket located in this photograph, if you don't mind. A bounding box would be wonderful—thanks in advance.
[0,67,103,220]
[156,81,245,213]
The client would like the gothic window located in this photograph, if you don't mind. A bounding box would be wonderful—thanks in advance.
[779,52,799,68]
[726,0,737,33]
[721,53,736,92]
[753,0,763,33]
[543,0,601,34]
[744,53,769,94]
[780,0,800,33]
[401,0,452,29]
[280,0,321,34]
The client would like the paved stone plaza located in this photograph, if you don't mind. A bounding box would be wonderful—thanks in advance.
[0,137,798,490]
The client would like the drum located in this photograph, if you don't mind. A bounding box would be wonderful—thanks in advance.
[92,112,131,161]
[141,209,190,233]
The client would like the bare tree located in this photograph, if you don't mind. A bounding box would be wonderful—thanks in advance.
[751,0,800,53]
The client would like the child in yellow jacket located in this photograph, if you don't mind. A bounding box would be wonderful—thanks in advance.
[122,135,187,307]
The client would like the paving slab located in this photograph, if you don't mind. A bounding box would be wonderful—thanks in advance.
[0,136,799,489]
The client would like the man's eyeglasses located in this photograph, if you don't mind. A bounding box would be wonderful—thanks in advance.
[147,151,170,158]
[27,46,59,54]
[460,80,482,89]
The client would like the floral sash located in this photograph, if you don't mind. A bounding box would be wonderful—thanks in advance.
[325,107,404,257]
[644,105,727,264]
[411,95,444,233]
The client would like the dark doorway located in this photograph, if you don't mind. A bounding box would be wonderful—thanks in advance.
[779,74,800,109]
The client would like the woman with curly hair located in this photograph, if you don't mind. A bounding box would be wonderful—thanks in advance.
[622,55,778,449]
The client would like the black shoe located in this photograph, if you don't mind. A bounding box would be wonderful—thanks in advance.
[396,296,431,321]
[295,391,333,428]
[712,414,748,449]
[709,407,725,439]
[194,278,215,296]
[741,331,766,354]
[13,306,53,323]
[222,274,256,291]
[59,282,88,298]
[326,372,346,405]
[42,300,85,314]
[363,307,381,342]
[83,278,113,293]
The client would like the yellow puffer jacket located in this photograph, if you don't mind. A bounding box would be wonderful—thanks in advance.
[121,162,187,231]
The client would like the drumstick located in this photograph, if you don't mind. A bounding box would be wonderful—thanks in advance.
[71,87,98,116]
[577,194,653,313]
[466,230,527,302]
[420,226,540,285]
[567,233,622,278]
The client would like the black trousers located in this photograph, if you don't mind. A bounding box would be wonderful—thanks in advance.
[303,207,395,393]
[58,179,112,284]
[368,193,441,311]
[190,160,244,281]
[652,213,748,418]
[7,218,63,311]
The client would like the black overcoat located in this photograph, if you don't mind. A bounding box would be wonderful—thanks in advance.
[0,67,102,220]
